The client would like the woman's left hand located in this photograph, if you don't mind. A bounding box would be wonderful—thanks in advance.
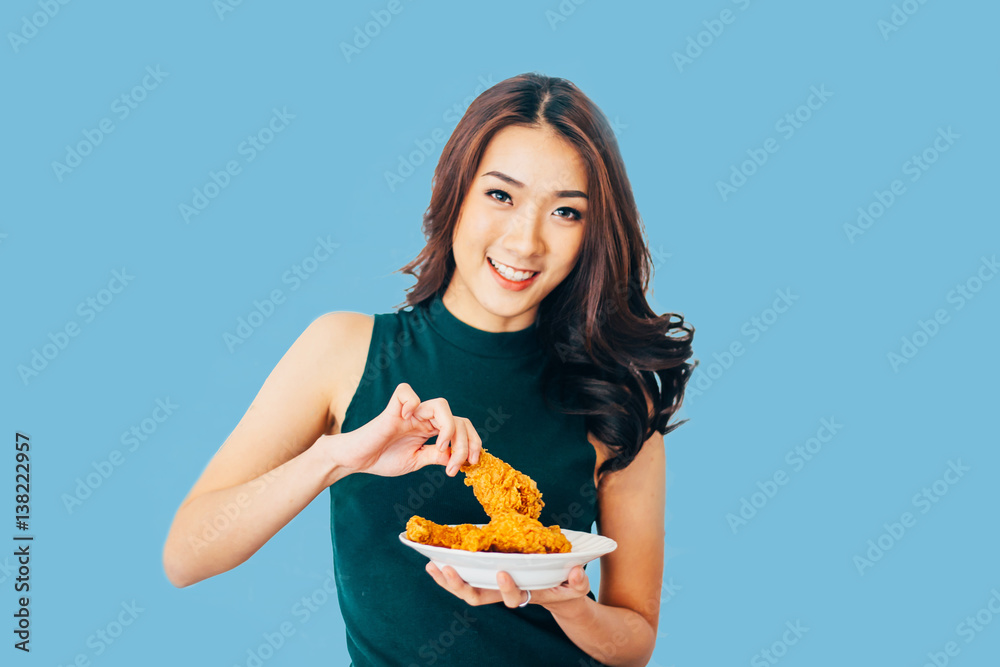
[425,562,591,610]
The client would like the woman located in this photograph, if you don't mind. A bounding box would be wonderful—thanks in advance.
[163,72,695,667]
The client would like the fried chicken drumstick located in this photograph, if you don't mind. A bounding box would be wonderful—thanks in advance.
[459,450,544,520]
[405,448,572,555]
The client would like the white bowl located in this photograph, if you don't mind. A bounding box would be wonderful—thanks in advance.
[399,525,617,590]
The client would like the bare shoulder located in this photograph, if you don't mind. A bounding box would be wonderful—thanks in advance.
[311,311,375,435]
[173,311,374,512]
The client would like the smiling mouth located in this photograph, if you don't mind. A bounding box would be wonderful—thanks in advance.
[487,256,539,282]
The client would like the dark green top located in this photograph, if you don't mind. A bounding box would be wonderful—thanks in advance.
[329,292,607,667]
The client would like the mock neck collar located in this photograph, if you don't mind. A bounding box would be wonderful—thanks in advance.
[419,292,542,359]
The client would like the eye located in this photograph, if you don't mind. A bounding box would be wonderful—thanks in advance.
[485,189,512,204]
[486,189,584,221]
[555,207,583,221]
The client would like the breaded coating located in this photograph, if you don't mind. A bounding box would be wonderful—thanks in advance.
[482,510,572,554]
[405,516,492,552]
[406,448,572,555]
[406,513,571,555]
[459,449,544,520]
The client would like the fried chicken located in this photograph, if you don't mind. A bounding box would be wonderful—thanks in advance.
[406,448,572,555]
[459,449,544,520]
[482,510,572,554]
[405,513,571,555]
[405,516,492,552]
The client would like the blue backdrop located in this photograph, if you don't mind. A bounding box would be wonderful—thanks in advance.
[3,1,998,666]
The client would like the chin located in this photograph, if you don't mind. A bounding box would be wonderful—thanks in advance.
[475,285,540,316]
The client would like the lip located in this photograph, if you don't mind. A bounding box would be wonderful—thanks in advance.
[487,256,540,292]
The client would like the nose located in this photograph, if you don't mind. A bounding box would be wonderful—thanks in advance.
[501,207,544,260]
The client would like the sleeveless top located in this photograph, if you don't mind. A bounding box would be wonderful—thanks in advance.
[329,292,607,667]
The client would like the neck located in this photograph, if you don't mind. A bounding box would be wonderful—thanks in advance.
[441,280,538,333]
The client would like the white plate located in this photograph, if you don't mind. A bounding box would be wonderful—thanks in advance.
[399,525,617,590]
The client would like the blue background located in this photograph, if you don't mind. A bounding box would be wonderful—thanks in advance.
[3,1,998,665]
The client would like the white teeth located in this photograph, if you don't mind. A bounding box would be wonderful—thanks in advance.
[489,257,536,282]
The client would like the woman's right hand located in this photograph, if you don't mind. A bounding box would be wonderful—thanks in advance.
[329,382,483,478]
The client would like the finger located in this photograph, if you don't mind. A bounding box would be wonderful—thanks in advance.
[432,564,499,606]
[432,399,456,452]
[567,565,589,592]
[496,571,526,609]
[446,419,470,477]
[413,398,455,450]
[393,383,420,420]
[416,440,452,469]
[464,417,483,465]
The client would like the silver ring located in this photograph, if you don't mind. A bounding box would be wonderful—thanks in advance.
[518,589,531,608]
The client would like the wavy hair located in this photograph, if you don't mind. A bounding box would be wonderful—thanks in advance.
[397,72,697,480]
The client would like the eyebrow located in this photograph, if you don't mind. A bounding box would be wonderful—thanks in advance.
[480,170,588,200]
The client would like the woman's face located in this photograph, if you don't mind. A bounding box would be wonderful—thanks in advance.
[444,124,588,332]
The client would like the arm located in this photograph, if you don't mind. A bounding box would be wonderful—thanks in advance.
[162,312,370,588]
[163,312,481,588]
[544,429,666,667]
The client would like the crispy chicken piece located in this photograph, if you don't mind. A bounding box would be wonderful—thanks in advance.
[482,510,572,554]
[459,449,544,520]
[406,513,571,555]
[406,449,569,555]
[405,516,492,552]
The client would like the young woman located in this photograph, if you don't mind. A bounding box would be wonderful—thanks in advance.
[163,72,695,667]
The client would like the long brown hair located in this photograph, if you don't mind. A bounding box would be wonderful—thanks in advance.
[397,72,697,480]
